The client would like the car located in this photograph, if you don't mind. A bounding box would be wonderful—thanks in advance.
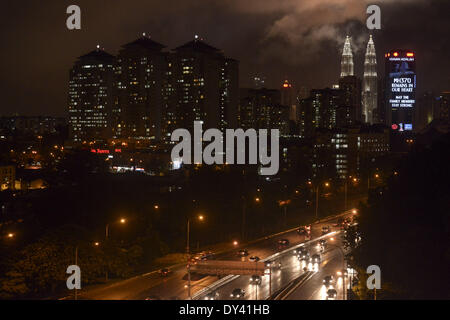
[297,227,307,235]
[249,275,262,285]
[265,260,282,269]
[323,275,335,287]
[159,268,171,277]
[237,249,249,257]
[321,226,331,235]
[294,246,306,255]
[334,218,344,227]
[204,291,220,300]
[230,288,245,299]
[195,251,214,261]
[326,289,338,300]
[319,239,327,246]
[278,239,290,247]
[336,269,348,278]
[298,250,310,261]
[249,256,260,262]
[311,253,321,263]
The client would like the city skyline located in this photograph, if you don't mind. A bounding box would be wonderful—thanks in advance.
[1,1,449,304]
[1,0,449,117]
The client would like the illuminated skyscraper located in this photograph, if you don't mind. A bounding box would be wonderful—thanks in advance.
[170,36,238,133]
[362,35,378,124]
[340,36,354,78]
[115,35,167,141]
[281,80,297,122]
[68,46,115,142]
[385,49,416,132]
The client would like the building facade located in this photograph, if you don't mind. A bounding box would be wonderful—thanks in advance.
[385,49,416,132]
[114,36,167,141]
[362,35,378,124]
[68,47,115,142]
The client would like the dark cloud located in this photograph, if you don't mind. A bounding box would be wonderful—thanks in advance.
[0,0,448,116]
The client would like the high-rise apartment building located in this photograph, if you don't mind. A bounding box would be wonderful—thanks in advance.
[239,88,289,134]
[115,35,167,141]
[169,36,238,133]
[68,47,115,142]
[339,76,362,126]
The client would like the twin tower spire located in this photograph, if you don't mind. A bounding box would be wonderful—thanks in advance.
[340,35,378,124]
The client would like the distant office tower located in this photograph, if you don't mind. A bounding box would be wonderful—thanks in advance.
[239,88,289,134]
[435,91,450,123]
[299,88,344,137]
[362,35,378,124]
[340,36,354,78]
[385,50,416,132]
[339,76,362,126]
[115,35,167,141]
[416,92,437,131]
[170,36,238,133]
[281,80,297,122]
[0,116,66,137]
[312,125,390,179]
[253,75,267,89]
[68,47,115,142]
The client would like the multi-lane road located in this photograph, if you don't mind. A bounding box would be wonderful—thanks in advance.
[72,209,356,300]
[194,225,350,301]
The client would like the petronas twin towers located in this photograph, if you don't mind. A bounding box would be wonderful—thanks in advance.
[340,35,378,124]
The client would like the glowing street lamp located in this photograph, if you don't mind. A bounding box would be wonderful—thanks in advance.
[187,214,206,299]
[104,217,127,282]
[7,233,14,239]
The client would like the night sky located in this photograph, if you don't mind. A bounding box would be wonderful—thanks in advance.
[1,0,449,116]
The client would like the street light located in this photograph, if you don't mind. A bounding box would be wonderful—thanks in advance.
[104,218,127,281]
[187,214,205,299]
[7,233,14,239]
[315,182,330,220]
[154,205,159,210]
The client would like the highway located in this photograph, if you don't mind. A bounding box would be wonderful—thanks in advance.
[74,209,355,300]
[193,225,350,301]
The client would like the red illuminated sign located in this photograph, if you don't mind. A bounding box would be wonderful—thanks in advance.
[91,149,110,154]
